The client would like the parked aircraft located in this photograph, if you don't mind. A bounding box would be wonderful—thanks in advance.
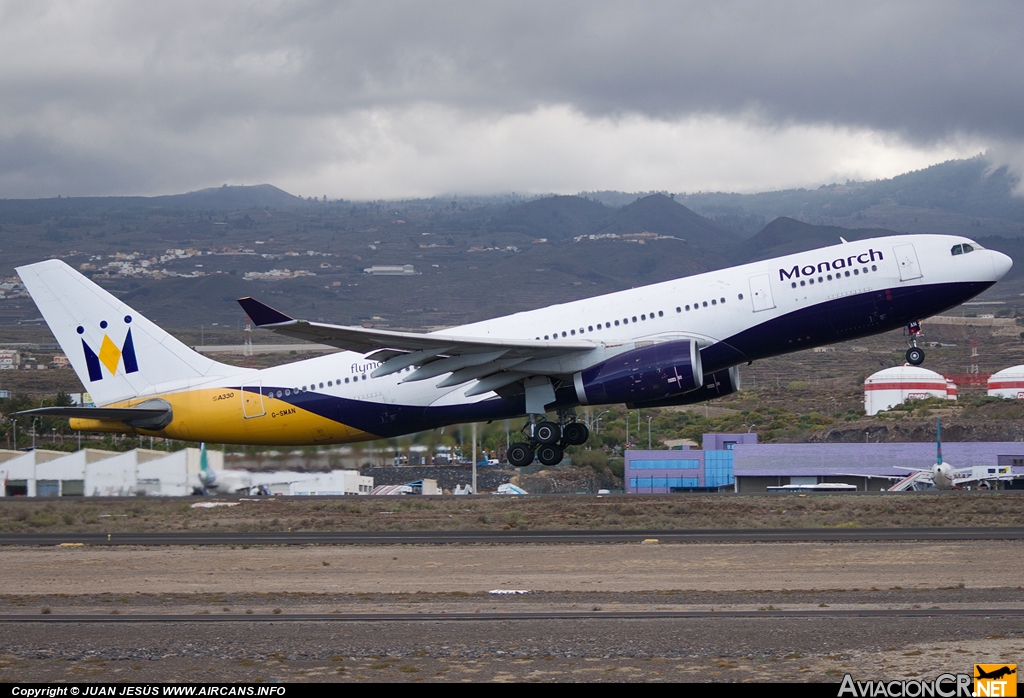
[16,234,1011,466]
[886,419,1018,491]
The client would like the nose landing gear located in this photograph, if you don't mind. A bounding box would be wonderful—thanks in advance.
[905,320,925,366]
[507,409,591,467]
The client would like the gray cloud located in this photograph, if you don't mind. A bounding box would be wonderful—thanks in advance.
[0,1,1021,197]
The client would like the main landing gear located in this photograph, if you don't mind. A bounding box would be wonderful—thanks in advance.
[507,409,590,467]
[905,320,925,366]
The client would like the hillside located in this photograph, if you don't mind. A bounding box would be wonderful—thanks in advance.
[680,155,1024,238]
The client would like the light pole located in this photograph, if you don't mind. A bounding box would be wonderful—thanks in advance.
[647,415,653,449]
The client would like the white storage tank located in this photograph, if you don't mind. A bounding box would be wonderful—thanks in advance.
[864,365,955,416]
[988,366,1024,399]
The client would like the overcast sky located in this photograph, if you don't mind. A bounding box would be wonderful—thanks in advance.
[1,1,1022,199]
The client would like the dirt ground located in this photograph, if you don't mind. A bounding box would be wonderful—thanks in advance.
[4,501,1024,683]
[2,540,1023,596]
[1,541,1023,683]
[5,491,1024,533]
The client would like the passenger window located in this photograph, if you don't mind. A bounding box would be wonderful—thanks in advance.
[738,294,743,300]
[720,298,725,304]
[702,301,707,307]
[951,244,962,255]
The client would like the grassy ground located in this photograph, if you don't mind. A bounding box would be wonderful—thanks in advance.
[1,492,1023,534]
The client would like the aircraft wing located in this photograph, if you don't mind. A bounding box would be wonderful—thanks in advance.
[237,297,610,395]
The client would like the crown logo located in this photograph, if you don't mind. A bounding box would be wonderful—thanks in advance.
[78,316,138,382]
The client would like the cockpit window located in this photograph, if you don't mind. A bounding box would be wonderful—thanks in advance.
[962,243,974,253]
[951,244,963,255]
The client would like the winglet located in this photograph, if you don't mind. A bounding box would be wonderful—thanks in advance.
[237,297,295,326]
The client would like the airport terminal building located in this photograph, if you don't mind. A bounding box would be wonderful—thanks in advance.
[626,435,1024,493]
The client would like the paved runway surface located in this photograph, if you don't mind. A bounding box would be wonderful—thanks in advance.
[4,526,1024,546]
[4,608,1024,622]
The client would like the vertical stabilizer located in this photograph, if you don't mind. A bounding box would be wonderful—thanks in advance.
[17,259,248,406]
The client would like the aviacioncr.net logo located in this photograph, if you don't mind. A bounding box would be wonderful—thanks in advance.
[78,315,138,382]
[838,673,973,697]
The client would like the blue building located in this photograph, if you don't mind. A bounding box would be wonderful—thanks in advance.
[625,435,1024,493]
[624,433,757,493]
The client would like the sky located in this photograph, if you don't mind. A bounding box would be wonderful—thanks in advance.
[1,1,1022,200]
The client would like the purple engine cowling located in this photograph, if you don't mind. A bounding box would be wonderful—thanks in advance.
[572,340,703,406]
[625,366,740,409]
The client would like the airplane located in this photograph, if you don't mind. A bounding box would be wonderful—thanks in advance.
[14,233,1012,467]
[884,418,1018,491]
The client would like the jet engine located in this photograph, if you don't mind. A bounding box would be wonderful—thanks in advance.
[625,366,740,409]
[572,340,702,406]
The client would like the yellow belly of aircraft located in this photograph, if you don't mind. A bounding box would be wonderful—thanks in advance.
[69,388,378,445]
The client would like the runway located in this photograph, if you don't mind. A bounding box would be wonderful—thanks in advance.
[3,607,1024,622]
[4,526,1024,546]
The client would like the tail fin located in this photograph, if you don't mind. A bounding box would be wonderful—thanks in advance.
[17,259,247,406]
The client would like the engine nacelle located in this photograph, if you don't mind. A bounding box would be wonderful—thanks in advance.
[625,366,740,409]
[572,340,702,406]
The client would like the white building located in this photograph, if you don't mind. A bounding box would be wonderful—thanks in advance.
[363,264,415,276]
[864,365,957,416]
[988,365,1024,400]
[0,350,20,369]
[0,447,372,497]
[0,448,199,497]
[287,470,374,495]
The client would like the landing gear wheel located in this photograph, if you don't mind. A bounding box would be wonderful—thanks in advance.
[562,422,589,446]
[507,442,535,467]
[536,443,564,466]
[906,347,925,365]
[534,421,560,445]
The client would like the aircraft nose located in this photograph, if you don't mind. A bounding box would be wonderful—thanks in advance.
[991,250,1013,280]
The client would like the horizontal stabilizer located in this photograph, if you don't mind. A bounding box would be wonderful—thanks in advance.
[16,402,173,430]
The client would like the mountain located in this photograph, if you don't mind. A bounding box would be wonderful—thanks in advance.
[594,193,739,252]
[679,155,1024,238]
[148,184,301,209]
[730,218,902,264]
[473,195,612,239]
